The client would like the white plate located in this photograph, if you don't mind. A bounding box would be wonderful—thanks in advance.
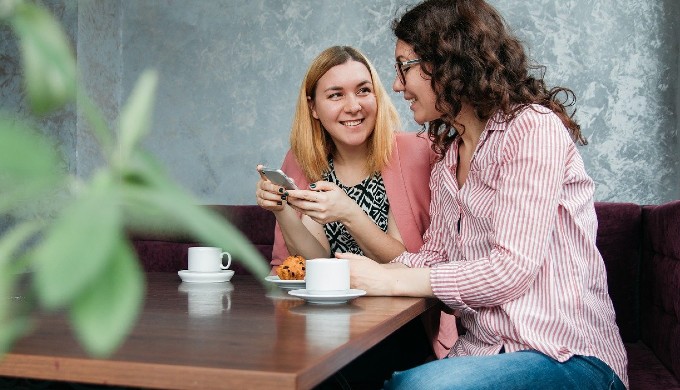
[265,275,306,290]
[178,270,234,283]
[288,289,366,305]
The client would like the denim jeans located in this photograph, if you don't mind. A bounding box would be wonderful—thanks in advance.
[383,350,626,390]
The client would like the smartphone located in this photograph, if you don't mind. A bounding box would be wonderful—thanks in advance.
[260,167,298,190]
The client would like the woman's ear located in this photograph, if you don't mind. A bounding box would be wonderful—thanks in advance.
[307,96,319,119]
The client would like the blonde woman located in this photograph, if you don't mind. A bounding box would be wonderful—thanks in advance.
[256,46,456,360]
[257,46,434,265]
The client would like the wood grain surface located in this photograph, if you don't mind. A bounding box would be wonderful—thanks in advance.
[0,273,436,390]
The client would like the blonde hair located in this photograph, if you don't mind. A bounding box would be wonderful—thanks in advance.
[290,46,401,182]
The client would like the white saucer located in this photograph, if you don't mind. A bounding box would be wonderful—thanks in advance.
[178,270,234,283]
[288,289,366,305]
[264,275,306,290]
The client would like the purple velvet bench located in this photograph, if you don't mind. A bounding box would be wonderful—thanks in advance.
[595,201,680,389]
[130,201,680,389]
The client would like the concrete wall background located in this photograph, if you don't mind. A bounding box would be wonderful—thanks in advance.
[2,0,678,209]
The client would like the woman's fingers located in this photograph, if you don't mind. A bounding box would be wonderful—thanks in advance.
[308,180,335,191]
[335,252,371,261]
[256,176,285,210]
[285,189,321,202]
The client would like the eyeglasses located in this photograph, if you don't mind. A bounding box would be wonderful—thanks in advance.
[394,58,422,86]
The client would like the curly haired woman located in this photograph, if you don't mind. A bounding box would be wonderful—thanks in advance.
[338,1,628,389]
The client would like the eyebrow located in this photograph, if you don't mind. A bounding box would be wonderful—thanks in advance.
[323,80,373,93]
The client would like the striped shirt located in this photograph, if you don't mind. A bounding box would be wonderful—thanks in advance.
[393,105,629,387]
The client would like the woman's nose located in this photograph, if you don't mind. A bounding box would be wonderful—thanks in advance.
[393,75,404,93]
[344,95,361,113]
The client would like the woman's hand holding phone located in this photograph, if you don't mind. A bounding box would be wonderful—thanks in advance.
[256,165,288,212]
[256,165,359,225]
[285,181,360,225]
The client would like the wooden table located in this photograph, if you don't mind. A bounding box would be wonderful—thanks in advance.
[0,273,437,389]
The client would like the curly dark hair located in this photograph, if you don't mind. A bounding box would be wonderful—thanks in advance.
[393,0,586,157]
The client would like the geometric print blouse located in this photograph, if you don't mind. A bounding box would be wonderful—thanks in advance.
[322,158,389,256]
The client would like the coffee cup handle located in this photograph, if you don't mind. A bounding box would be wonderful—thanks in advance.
[221,252,232,270]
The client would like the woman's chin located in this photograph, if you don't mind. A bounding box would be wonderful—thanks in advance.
[412,111,442,126]
[411,114,427,126]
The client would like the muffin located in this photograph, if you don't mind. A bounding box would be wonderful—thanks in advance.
[276,255,306,280]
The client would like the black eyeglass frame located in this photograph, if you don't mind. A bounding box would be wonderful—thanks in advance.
[394,58,423,86]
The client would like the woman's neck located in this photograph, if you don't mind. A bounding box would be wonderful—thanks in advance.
[332,144,370,186]
[454,104,487,150]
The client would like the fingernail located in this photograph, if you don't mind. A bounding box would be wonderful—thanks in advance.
[278,188,284,193]
[310,183,316,189]
[277,201,282,205]
[281,195,287,200]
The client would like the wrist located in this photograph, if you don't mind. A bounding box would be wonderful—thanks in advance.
[273,205,296,220]
[387,269,399,296]
[339,202,363,226]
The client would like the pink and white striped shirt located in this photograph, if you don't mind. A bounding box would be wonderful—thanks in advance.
[393,105,629,387]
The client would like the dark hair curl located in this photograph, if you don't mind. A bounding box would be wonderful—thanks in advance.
[393,0,586,157]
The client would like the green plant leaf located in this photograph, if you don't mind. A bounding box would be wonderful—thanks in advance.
[0,220,42,271]
[10,2,76,114]
[33,171,121,309]
[76,91,114,159]
[0,227,35,356]
[70,238,144,358]
[0,314,31,356]
[118,70,158,164]
[0,115,64,185]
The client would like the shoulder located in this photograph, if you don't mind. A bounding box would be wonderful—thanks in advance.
[510,105,564,132]
[495,105,574,160]
[394,131,432,155]
[393,131,437,167]
[395,131,426,143]
[496,105,570,144]
[281,150,300,171]
[384,132,436,180]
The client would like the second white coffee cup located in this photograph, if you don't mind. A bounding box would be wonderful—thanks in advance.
[187,247,232,273]
[305,258,350,295]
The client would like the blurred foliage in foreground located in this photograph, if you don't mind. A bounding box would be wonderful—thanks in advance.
[0,0,269,357]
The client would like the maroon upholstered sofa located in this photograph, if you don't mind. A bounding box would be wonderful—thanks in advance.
[131,201,680,389]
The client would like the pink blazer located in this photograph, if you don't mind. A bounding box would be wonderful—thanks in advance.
[270,132,456,358]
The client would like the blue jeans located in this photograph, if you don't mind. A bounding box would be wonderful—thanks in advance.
[383,350,626,390]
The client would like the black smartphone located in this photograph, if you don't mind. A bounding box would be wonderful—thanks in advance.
[260,167,298,190]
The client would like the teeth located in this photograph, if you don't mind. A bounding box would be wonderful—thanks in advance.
[409,98,417,104]
[342,119,363,126]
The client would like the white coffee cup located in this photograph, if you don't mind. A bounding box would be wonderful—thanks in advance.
[187,247,232,273]
[305,258,350,295]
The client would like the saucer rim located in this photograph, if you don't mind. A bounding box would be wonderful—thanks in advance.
[287,288,366,300]
[179,269,235,275]
[178,269,234,283]
[264,275,306,290]
[264,275,306,283]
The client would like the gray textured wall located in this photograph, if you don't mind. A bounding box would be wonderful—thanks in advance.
[2,0,679,209]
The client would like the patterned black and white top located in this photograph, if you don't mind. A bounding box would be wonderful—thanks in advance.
[322,158,389,256]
